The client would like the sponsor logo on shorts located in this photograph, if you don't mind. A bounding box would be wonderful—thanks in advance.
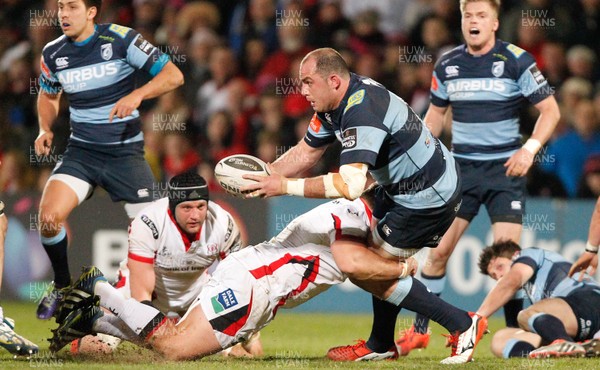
[382,224,392,236]
[211,288,238,313]
[137,188,150,198]
[342,128,357,149]
[140,215,159,239]
[580,318,591,339]
[511,200,522,210]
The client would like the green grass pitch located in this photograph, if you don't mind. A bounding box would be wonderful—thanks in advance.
[0,301,595,369]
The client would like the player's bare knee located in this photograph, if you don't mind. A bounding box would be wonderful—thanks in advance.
[490,336,505,358]
[38,209,64,237]
[517,309,535,330]
[490,329,514,358]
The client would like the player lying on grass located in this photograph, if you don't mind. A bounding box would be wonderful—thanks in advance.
[531,196,600,357]
[69,172,261,357]
[476,240,600,358]
[49,187,486,363]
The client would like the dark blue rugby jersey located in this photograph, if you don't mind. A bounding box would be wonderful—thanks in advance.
[304,73,458,210]
[431,40,553,160]
[40,23,169,145]
[513,247,600,303]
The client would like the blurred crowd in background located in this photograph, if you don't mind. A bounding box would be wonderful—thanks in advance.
[0,0,600,199]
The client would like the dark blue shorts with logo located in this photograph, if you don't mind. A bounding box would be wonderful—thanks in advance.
[455,157,525,224]
[52,140,155,203]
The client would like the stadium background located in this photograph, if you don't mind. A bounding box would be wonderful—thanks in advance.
[0,0,599,315]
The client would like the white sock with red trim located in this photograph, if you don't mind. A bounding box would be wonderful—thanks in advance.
[94,281,165,339]
[93,313,141,344]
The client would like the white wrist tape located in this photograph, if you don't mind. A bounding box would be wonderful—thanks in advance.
[399,262,409,279]
[585,241,599,254]
[286,179,305,197]
[522,138,542,155]
[323,173,343,198]
[339,164,368,200]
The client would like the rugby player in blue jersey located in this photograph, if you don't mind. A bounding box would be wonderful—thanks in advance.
[242,47,486,364]
[399,0,561,355]
[34,0,183,320]
[476,240,600,358]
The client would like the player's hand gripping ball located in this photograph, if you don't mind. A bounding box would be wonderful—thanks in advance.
[214,154,270,197]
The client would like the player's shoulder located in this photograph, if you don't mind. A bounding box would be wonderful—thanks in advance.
[343,73,390,116]
[207,201,235,226]
[102,23,139,44]
[137,198,168,222]
[42,34,68,55]
[497,40,536,66]
[516,247,544,260]
[438,44,465,63]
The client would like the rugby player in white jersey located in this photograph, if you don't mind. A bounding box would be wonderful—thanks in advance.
[69,172,261,357]
[50,186,478,363]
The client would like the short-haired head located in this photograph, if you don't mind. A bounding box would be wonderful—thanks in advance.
[301,48,350,80]
[460,0,501,18]
[168,172,209,214]
[82,0,102,17]
[478,239,521,275]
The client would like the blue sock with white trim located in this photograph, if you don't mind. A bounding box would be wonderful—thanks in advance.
[414,273,446,334]
[503,339,535,358]
[386,277,470,333]
[365,296,402,353]
[41,227,71,288]
[529,313,572,343]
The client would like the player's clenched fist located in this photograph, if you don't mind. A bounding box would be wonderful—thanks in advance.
[35,130,54,156]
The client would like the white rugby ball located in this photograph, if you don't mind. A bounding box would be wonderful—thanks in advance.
[214,154,270,197]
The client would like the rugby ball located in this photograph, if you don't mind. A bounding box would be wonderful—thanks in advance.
[214,154,270,197]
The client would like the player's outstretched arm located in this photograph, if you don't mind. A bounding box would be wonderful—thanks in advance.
[569,196,600,280]
[243,162,371,200]
[331,239,416,281]
[109,61,184,122]
[477,263,533,318]
[271,139,327,177]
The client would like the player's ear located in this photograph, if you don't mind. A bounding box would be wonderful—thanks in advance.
[87,6,97,20]
[492,18,499,32]
[329,74,341,90]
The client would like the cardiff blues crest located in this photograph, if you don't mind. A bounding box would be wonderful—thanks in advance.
[492,61,504,77]
[101,43,113,61]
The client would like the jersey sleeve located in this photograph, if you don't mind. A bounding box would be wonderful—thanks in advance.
[114,25,169,77]
[217,213,244,260]
[338,88,388,167]
[430,63,449,107]
[304,113,337,148]
[327,202,369,245]
[513,48,553,105]
[39,54,61,94]
[512,248,542,273]
[128,213,159,264]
